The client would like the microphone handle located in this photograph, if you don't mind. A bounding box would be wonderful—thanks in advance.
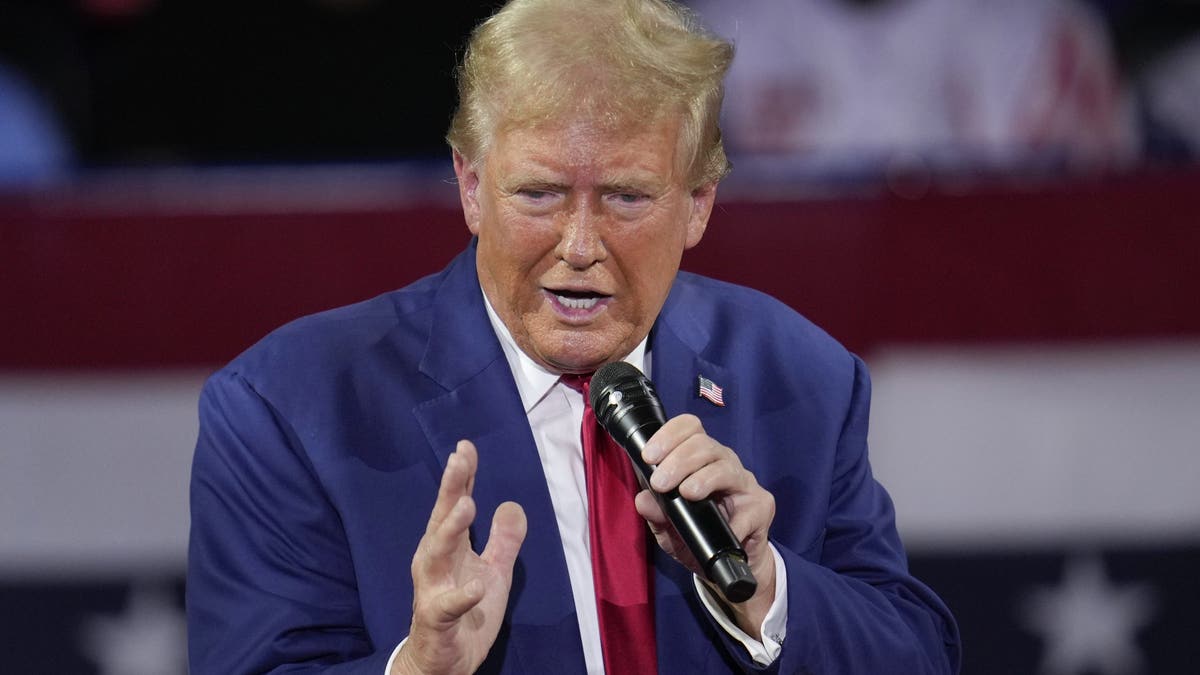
[614,416,758,603]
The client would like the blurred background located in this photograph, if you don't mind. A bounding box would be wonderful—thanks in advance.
[2,0,1198,672]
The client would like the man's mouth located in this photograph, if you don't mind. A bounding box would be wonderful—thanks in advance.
[547,289,609,314]
[556,292,600,310]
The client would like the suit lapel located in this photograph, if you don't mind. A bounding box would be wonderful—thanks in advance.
[651,290,743,476]
[411,245,587,672]
[648,289,744,673]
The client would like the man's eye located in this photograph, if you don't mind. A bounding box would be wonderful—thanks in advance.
[518,189,553,201]
[611,192,648,205]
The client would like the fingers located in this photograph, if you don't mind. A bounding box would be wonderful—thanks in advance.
[415,441,481,585]
[430,577,487,624]
[724,488,776,545]
[638,416,776,553]
[426,440,479,537]
[427,501,525,622]
[644,415,747,501]
[641,414,705,465]
[425,494,477,563]
[635,489,699,571]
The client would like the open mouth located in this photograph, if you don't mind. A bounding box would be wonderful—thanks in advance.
[549,289,608,311]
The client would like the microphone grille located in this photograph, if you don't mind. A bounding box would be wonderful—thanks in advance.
[589,361,645,410]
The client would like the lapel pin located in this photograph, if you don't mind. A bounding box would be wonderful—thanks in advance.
[697,375,725,407]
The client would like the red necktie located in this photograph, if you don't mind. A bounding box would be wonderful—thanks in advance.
[562,374,658,675]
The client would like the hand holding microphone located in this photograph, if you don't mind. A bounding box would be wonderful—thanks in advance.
[589,362,770,607]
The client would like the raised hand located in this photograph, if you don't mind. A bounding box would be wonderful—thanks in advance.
[392,440,528,675]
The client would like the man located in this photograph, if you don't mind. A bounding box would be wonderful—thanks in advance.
[186,0,961,673]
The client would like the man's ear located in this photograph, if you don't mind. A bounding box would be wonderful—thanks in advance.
[684,181,718,249]
[453,150,482,235]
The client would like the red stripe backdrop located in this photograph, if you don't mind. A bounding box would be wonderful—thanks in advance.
[3,167,1198,370]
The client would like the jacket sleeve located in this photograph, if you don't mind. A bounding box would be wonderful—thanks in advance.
[186,369,395,674]
[708,354,961,674]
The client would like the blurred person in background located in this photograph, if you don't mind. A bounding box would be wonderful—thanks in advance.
[1134,29,1200,163]
[687,0,1142,179]
[0,1,83,185]
[0,59,73,185]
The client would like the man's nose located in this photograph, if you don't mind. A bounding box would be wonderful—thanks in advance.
[556,202,607,269]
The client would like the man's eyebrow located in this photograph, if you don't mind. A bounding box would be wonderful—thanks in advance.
[498,175,569,192]
[598,177,668,195]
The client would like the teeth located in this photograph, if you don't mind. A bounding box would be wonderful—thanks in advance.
[556,294,599,310]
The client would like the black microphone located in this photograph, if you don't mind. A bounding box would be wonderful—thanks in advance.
[589,361,757,604]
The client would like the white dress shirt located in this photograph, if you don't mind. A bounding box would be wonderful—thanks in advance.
[386,290,787,673]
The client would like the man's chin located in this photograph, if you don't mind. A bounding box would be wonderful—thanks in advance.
[540,353,612,376]
[536,337,629,375]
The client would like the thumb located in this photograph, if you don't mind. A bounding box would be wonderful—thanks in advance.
[634,489,668,532]
[481,501,527,571]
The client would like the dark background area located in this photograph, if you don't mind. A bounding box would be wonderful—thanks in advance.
[0,0,497,167]
[2,0,1200,170]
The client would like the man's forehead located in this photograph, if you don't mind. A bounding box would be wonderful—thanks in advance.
[486,114,686,181]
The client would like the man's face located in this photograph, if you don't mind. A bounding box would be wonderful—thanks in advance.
[454,114,716,374]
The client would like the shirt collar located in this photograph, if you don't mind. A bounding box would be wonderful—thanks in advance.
[481,286,648,414]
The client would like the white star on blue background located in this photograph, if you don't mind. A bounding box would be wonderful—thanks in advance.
[1020,553,1157,675]
[80,583,187,675]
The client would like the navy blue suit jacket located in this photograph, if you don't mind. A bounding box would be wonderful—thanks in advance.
[187,242,960,673]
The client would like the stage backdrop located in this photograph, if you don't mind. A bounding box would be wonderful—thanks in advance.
[2,163,1198,674]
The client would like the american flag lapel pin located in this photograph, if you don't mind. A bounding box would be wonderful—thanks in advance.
[697,375,726,407]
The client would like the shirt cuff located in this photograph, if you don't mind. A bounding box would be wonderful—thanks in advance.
[693,544,788,666]
[384,638,407,674]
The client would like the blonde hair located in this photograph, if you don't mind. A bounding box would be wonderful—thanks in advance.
[446,0,734,188]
